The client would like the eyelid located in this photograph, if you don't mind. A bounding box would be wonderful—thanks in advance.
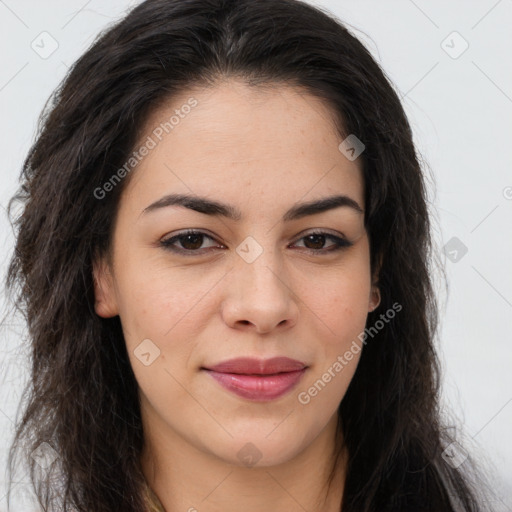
[291,227,347,241]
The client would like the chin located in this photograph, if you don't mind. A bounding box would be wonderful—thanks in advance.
[204,427,314,469]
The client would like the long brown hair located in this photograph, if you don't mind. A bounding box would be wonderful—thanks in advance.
[4,0,490,510]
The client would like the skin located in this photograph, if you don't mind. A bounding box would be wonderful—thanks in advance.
[93,78,381,512]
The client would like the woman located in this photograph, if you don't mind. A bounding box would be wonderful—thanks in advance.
[4,0,491,510]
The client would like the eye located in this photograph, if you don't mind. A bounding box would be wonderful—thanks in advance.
[160,229,353,256]
[160,230,223,254]
[291,230,353,253]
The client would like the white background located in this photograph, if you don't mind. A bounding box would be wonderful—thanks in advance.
[0,0,511,510]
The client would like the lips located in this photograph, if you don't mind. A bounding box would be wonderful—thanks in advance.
[206,357,306,375]
[202,357,307,402]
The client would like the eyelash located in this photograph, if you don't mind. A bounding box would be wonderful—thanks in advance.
[159,229,353,256]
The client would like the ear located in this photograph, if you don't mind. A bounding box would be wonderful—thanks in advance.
[369,285,381,312]
[368,252,383,312]
[92,253,119,318]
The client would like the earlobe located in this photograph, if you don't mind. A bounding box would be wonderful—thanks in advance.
[369,286,381,312]
[369,252,383,312]
[92,257,118,318]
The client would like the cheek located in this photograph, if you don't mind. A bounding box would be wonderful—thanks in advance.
[114,259,221,380]
[296,281,368,420]
[114,249,199,327]
[309,291,367,379]
[298,254,371,400]
[304,262,372,342]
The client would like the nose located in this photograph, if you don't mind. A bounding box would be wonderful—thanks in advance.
[221,248,299,334]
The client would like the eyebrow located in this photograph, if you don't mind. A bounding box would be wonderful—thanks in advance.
[140,193,364,221]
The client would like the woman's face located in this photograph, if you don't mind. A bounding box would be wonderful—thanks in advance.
[93,79,380,468]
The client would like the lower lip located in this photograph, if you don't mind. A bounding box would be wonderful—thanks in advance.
[205,368,307,401]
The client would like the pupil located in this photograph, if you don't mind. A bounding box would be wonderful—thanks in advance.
[304,234,325,249]
[182,234,203,250]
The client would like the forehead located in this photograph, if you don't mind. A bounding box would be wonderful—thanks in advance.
[142,79,344,155]
[123,79,364,214]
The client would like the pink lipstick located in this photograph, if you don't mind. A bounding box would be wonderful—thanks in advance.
[202,357,307,402]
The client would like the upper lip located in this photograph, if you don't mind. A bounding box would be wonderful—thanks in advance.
[203,357,307,375]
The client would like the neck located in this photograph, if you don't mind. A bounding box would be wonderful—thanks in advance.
[140,412,347,512]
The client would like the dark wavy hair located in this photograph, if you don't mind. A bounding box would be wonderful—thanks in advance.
[3,0,491,510]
